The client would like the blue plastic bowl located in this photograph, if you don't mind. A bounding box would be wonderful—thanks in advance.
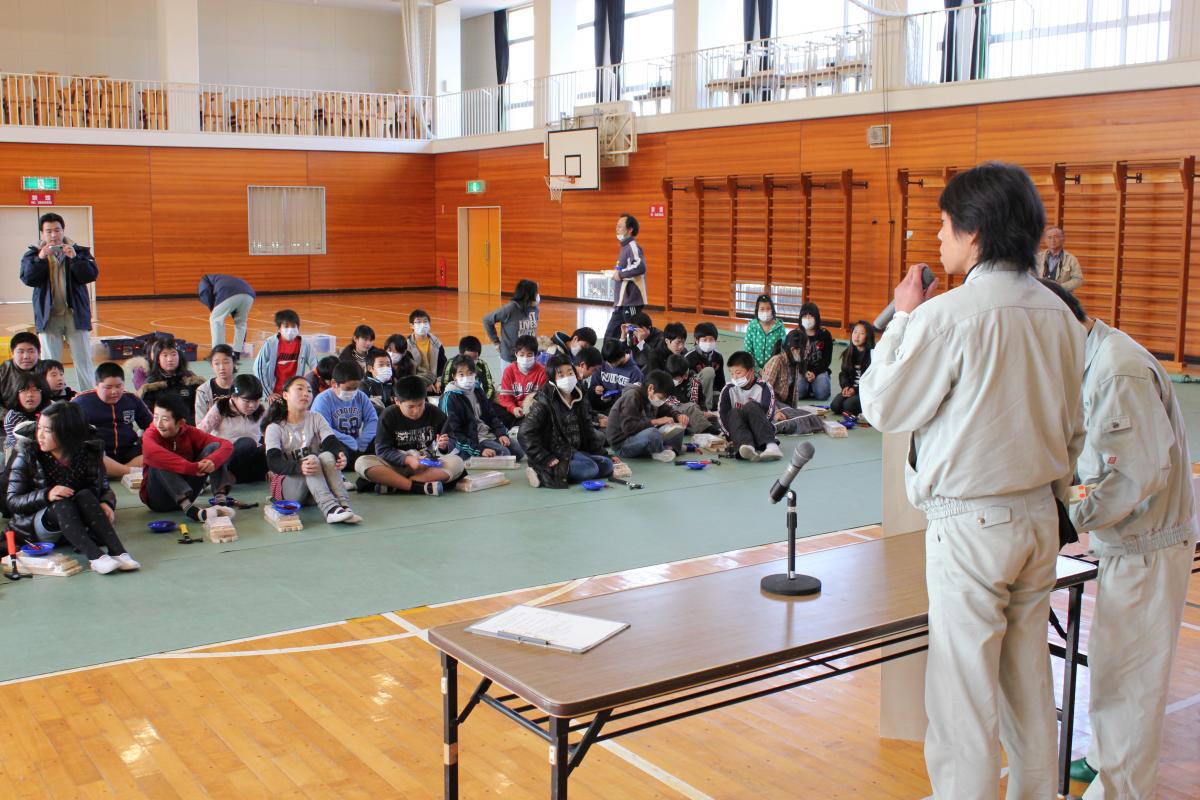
[685,461,707,470]
[272,500,301,514]
[581,480,607,491]
[147,520,177,533]
[20,541,55,556]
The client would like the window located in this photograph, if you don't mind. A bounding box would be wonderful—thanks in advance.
[574,1,673,106]
[775,0,868,38]
[507,4,536,129]
[247,186,325,256]
[577,270,615,303]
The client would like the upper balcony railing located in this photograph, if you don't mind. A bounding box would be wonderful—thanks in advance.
[0,2,1182,144]
[0,72,433,140]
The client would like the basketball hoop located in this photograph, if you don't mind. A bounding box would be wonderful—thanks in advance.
[545,174,576,203]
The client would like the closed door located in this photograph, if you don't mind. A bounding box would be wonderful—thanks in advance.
[466,207,501,294]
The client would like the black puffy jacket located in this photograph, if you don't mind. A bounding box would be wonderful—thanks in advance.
[6,424,114,537]
[518,383,607,488]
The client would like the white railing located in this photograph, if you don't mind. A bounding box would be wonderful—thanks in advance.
[906,0,1174,86]
[436,22,872,139]
[0,72,434,140]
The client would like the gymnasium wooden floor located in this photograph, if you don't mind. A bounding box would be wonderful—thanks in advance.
[0,290,1196,799]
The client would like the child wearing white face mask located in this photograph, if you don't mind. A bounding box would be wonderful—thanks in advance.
[519,355,614,488]
[254,309,317,397]
[483,279,540,372]
[497,335,548,422]
[407,309,446,394]
[717,351,783,462]
[743,294,787,370]
[685,322,726,410]
[362,348,396,410]
[311,361,378,467]
[442,355,526,461]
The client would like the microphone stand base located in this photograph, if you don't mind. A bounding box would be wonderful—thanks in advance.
[760,573,821,596]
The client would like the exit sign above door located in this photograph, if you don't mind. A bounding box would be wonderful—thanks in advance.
[22,176,59,191]
[466,180,486,194]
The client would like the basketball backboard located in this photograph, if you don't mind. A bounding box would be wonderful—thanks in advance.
[546,127,600,191]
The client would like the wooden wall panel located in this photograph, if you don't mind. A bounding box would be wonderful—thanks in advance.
[149,148,311,295]
[0,143,154,297]
[434,151,481,290]
[307,152,435,290]
[476,145,563,296]
[666,122,801,176]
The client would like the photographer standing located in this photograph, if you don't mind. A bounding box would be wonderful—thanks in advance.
[20,213,97,389]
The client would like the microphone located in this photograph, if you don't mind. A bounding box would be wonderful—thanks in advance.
[873,264,936,331]
[768,441,815,504]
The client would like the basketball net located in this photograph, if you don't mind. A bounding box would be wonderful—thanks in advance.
[545,174,576,203]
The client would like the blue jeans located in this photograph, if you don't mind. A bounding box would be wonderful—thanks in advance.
[568,452,613,483]
[481,437,525,461]
[613,426,684,459]
[794,372,831,402]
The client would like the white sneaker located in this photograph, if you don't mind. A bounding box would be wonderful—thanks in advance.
[114,553,141,572]
[526,467,541,488]
[203,505,236,521]
[342,480,356,493]
[658,423,685,439]
[90,554,120,574]
[325,506,353,524]
[760,443,783,461]
[651,449,676,463]
[739,444,761,462]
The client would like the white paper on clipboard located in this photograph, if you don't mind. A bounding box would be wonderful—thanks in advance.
[467,605,629,653]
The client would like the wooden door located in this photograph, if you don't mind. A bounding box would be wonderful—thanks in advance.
[466,207,500,294]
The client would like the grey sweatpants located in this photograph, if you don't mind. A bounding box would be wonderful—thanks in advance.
[278,451,349,513]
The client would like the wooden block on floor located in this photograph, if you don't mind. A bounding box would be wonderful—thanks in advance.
[458,471,510,492]
[822,420,848,438]
[465,455,519,470]
[612,461,633,480]
[3,553,83,577]
[204,516,238,543]
[121,468,143,490]
[264,505,304,532]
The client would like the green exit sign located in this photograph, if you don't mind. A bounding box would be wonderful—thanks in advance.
[466,180,486,194]
[22,176,59,191]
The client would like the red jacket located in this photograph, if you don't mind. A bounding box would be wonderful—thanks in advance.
[139,423,233,502]
[498,362,548,413]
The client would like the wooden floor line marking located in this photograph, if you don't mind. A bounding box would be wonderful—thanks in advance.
[1166,690,1200,716]
[169,621,347,652]
[598,741,717,800]
[146,632,415,659]
[527,578,588,606]
[383,611,430,642]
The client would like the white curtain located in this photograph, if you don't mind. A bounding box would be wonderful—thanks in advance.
[397,0,433,134]
[248,187,326,256]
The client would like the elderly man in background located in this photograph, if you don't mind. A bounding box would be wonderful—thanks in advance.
[1037,226,1084,292]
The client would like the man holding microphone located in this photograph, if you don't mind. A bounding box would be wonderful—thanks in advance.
[860,162,1085,799]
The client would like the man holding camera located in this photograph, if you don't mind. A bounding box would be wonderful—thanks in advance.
[20,212,97,389]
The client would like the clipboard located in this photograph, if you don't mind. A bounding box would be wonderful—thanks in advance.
[466,604,629,654]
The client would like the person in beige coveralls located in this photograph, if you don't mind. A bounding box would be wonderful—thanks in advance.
[860,163,1086,800]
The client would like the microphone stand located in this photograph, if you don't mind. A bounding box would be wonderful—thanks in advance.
[760,489,822,596]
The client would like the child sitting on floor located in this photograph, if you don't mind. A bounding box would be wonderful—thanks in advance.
[262,376,361,524]
[685,322,725,409]
[519,354,613,488]
[339,324,375,371]
[140,394,239,520]
[354,375,465,496]
[441,336,497,402]
[194,344,237,422]
[37,359,75,403]
[311,361,378,465]
[361,348,396,410]
[0,332,42,412]
[383,334,417,381]
[4,372,48,451]
[497,335,547,423]
[139,337,205,424]
[594,339,644,414]
[743,294,787,370]
[254,309,317,397]
[830,320,875,419]
[442,355,525,461]
[719,351,783,462]
[664,355,720,434]
[198,374,268,487]
[7,403,139,574]
[407,310,446,393]
[307,355,340,397]
[73,362,152,478]
[605,370,686,462]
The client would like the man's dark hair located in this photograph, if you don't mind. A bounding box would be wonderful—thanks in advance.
[1038,278,1088,323]
[153,393,190,423]
[315,355,340,381]
[366,347,390,368]
[209,344,235,362]
[619,213,639,238]
[602,339,628,363]
[394,375,427,402]
[10,332,40,353]
[450,354,477,375]
[332,361,364,384]
[665,355,689,378]
[95,362,125,382]
[577,345,603,368]
[274,309,300,327]
[644,369,673,396]
[514,335,538,355]
[353,324,376,341]
[693,322,718,340]
[409,308,430,324]
[571,327,597,346]
[629,311,652,329]
[458,335,482,354]
[38,213,65,232]
[663,322,687,342]
[727,351,757,372]
[939,161,1046,272]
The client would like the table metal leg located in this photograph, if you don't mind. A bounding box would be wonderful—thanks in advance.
[550,715,570,799]
[1057,584,1084,798]
[442,653,459,800]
